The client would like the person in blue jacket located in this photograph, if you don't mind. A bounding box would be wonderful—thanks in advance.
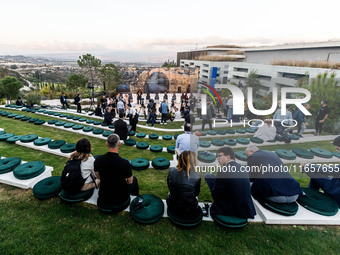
[204,146,256,219]
[245,145,301,203]
[292,103,310,137]
[302,136,340,206]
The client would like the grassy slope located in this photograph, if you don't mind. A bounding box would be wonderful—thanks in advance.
[0,111,340,254]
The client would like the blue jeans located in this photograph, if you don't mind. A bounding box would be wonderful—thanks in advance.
[146,113,155,126]
[204,173,216,193]
[227,108,233,121]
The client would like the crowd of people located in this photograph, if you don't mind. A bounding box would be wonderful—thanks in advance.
[62,133,340,220]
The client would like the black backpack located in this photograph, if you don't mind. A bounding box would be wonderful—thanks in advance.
[275,130,291,144]
[61,159,86,193]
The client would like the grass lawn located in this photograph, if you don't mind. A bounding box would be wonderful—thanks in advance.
[0,112,339,254]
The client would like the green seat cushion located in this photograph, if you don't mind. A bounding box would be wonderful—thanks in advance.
[59,114,67,118]
[60,143,76,153]
[48,140,66,149]
[151,157,170,170]
[0,133,15,141]
[250,137,264,144]
[20,134,38,143]
[33,176,62,200]
[137,142,149,150]
[48,112,55,115]
[162,135,172,140]
[98,197,130,214]
[78,118,87,122]
[6,135,23,144]
[137,132,146,138]
[197,151,216,163]
[213,214,248,228]
[53,113,62,116]
[125,139,137,146]
[7,113,18,118]
[235,151,248,161]
[246,128,256,133]
[109,124,115,129]
[48,120,59,125]
[66,115,74,119]
[72,116,81,120]
[290,134,300,140]
[86,119,94,124]
[310,148,333,158]
[83,126,94,132]
[297,187,339,216]
[167,145,176,154]
[149,133,159,139]
[92,129,104,135]
[130,195,164,224]
[129,131,135,136]
[38,109,46,113]
[236,137,250,145]
[28,118,40,123]
[34,137,52,146]
[0,157,22,174]
[275,149,297,160]
[59,188,94,203]
[1,112,9,116]
[217,130,227,135]
[34,120,46,125]
[64,123,75,128]
[333,151,340,159]
[174,134,180,139]
[13,161,45,180]
[93,121,102,125]
[72,125,84,130]
[207,130,217,135]
[0,131,6,135]
[267,139,277,143]
[14,115,25,119]
[260,200,299,216]
[236,129,246,134]
[224,139,237,146]
[102,130,114,137]
[211,139,225,147]
[199,141,211,148]
[101,123,108,127]
[131,158,150,170]
[55,121,66,126]
[21,116,32,121]
[292,148,314,159]
[199,131,207,136]
[150,145,163,152]
[167,206,203,227]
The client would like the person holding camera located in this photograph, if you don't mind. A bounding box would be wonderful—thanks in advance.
[204,146,256,219]
[166,151,201,216]
[137,89,143,104]
[74,93,81,113]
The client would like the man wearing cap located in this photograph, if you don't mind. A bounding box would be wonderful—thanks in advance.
[302,136,340,206]
[315,99,330,136]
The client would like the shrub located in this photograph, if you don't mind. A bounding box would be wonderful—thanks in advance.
[25,92,41,106]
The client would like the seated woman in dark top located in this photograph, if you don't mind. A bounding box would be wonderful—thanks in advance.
[166,151,201,214]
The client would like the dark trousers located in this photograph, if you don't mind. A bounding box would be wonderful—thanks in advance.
[146,113,155,126]
[204,173,216,193]
[161,113,167,123]
[137,96,141,104]
[274,121,285,133]
[128,176,139,196]
[202,119,212,131]
[62,102,70,109]
[76,103,81,113]
[197,108,201,118]
[129,118,137,132]
[315,119,325,134]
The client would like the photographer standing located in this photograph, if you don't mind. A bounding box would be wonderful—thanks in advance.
[74,93,81,113]
[127,104,137,132]
[137,89,143,104]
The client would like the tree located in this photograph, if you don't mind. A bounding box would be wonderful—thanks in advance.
[0,76,23,103]
[77,54,101,87]
[99,64,122,94]
[245,69,261,98]
[162,60,177,67]
[66,74,88,93]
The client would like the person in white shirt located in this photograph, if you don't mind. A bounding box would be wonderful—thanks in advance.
[127,104,137,132]
[273,102,293,132]
[226,95,233,121]
[174,107,181,120]
[117,100,125,116]
[254,119,277,141]
[175,123,199,155]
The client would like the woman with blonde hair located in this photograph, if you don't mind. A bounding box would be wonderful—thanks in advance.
[68,138,100,191]
[166,150,201,214]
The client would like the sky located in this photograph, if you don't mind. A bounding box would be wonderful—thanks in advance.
[1,0,340,62]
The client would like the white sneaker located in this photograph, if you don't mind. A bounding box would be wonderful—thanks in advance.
[164,123,167,125]
[161,122,163,125]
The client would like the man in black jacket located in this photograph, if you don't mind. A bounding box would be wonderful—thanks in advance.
[60,93,70,109]
[103,106,113,125]
[204,146,256,219]
[114,112,129,141]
